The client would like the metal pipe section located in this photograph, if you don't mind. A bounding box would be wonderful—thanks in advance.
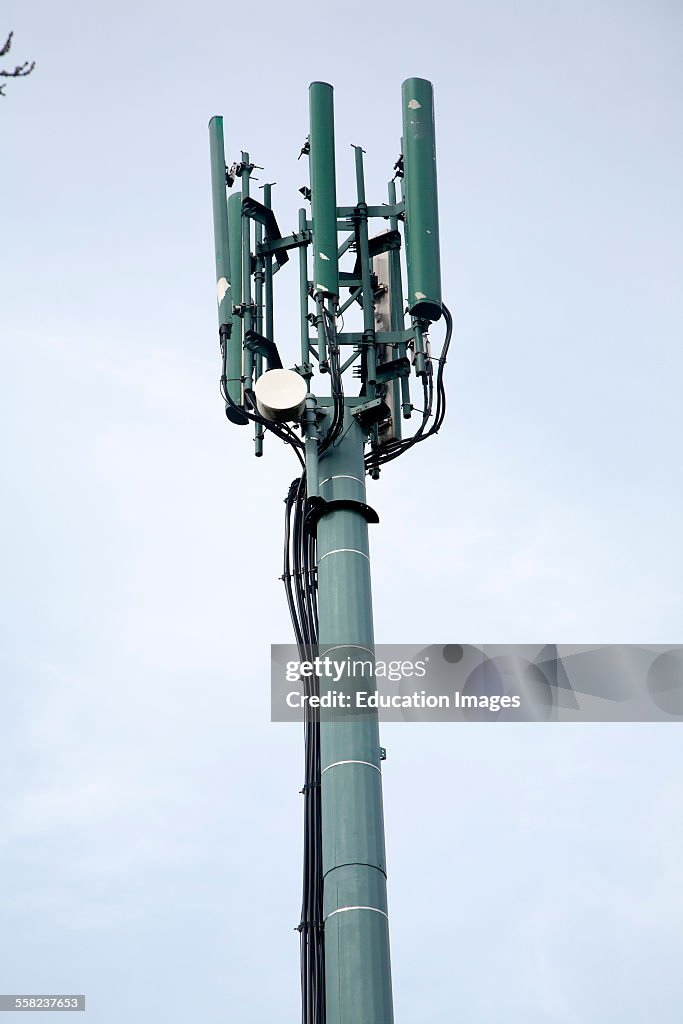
[309,82,340,299]
[388,179,410,423]
[401,78,442,322]
[298,207,312,377]
[228,192,243,312]
[241,151,254,390]
[253,218,264,457]
[316,411,394,1024]
[263,183,274,345]
[354,147,377,400]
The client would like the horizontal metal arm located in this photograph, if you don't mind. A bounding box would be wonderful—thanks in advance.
[337,203,404,219]
[257,230,311,257]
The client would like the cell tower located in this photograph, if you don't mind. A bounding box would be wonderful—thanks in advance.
[209,79,451,1024]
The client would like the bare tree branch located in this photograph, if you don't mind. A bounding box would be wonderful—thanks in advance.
[0,30,36,96]
[0,61,36,78]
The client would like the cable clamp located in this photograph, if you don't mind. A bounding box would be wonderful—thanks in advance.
[299,782,321,794]
[304,496,379,535]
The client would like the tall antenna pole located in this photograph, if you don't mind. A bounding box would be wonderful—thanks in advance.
[208,77,449,1024]
[317,410,393,1024]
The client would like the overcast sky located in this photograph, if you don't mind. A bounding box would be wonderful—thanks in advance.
[2,2,682,1022]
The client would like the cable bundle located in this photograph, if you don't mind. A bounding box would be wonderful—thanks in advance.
[367,302,453,471]
[318,306,345,454]
[283,475,325,1024]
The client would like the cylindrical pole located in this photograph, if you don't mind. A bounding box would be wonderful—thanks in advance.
[354,147,377,400]
[316,411,394,1024]
[388,178,410,423]
[241,151,254,391]
[299,207,312,378]
[263,183,274,344]
[208,117,233,331]
[209,117,245,423]
[253,216,264,457]
[401,78,442,322]
[309,82,340,300]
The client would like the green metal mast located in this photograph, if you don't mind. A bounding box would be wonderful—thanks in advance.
[317,411,393,1024]
[208,78,449,1024]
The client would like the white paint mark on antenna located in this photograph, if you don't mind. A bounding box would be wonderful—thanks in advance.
[216,277,229,305]
[320,252,330,261]
[415,291,427,300]
[408,99,421,109]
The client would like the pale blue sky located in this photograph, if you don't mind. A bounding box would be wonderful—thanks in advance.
[2,2,682,1021]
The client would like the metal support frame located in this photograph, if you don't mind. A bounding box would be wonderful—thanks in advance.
[208,75,445,1024]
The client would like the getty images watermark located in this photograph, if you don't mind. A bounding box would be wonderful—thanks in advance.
[271,645,683,722]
